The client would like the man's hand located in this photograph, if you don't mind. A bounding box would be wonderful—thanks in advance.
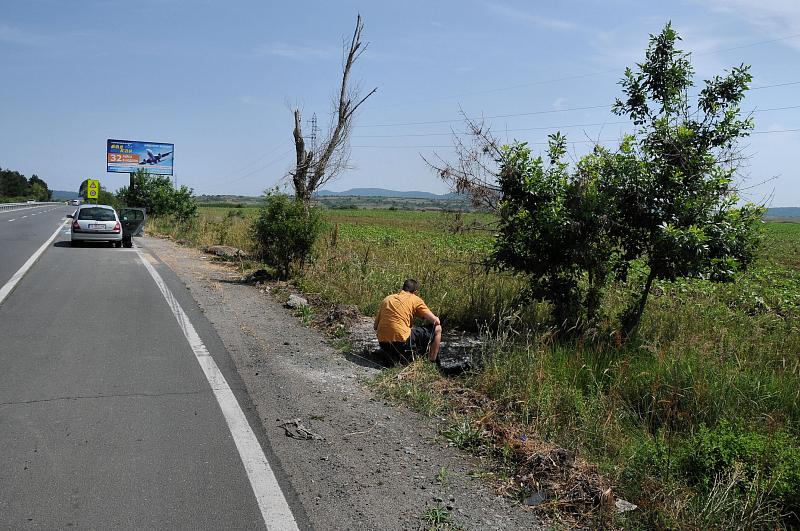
[422,310,441,328]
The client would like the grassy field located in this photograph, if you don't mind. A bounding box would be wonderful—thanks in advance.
[150,206,800,528]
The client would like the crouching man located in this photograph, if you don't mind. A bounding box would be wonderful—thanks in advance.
[374,279,442,363]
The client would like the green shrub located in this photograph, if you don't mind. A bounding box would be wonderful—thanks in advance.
[684,423,800,513]
[250,191,323,279]
[117,169,198,222]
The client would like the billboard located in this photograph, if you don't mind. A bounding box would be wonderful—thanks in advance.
[107,139,174,175]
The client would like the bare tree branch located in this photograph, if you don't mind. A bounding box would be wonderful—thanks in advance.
[290,14,377,202]
[424,110,504,213]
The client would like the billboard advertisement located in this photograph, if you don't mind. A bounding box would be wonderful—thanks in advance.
[107,139,174,175]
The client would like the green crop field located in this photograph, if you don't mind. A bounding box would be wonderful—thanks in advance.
[150,207,800,528]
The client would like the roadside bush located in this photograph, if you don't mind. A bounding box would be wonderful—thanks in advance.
[117,169,198,222]
[685,423,800,513]
[627,422,800,525]
[250,190,323,279]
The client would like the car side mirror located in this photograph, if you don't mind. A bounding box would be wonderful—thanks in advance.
[66,214,74,218]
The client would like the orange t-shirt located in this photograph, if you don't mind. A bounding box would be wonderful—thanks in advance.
[375,291,431,343]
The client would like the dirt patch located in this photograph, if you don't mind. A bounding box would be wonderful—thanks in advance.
[436,379,614,520]
[139,236,547,530]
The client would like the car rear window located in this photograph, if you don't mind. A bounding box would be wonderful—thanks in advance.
[78,208,116,221]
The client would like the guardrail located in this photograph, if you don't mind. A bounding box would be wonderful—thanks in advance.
[0,201,63,212]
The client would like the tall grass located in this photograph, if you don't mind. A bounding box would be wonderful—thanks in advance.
[151,206,800,527]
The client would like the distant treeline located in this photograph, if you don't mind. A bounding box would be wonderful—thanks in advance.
[0,167,52,202]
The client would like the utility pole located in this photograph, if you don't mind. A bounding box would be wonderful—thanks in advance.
[307,113,319,182]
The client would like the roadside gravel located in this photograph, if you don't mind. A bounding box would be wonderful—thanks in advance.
[140,236,545,531]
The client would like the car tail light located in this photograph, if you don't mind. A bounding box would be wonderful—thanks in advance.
[72,219,80,230]
[112,221,121,233]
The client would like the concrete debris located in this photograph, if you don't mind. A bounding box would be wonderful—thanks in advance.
[614,498,638,513]
[286,294,309,309]
[243,269,273,283]
[436,335,483,375]
[202,245,247,260]
[278,418,324,441]
[524,490,548,506]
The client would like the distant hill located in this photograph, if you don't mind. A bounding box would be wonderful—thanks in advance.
[316,188,462,199]
[51,190,79,200]
[765,207,800,220]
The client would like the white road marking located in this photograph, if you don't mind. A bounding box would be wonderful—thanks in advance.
[21,215,27,219]
[0,220,67,306]
[8,219,15,222]
[136,249,299,531]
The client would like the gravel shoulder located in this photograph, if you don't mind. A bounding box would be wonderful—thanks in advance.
[140,236,545,531]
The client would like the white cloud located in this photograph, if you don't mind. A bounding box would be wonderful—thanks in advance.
[254,42,336,59]
[587,23,735,79]
[0,23,44,47]
[238,95,266,106]
[703,0,800,51]
[483,3,575,31]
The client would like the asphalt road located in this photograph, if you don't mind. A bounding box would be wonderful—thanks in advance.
[0,211,303,529]
[0,204,72,289]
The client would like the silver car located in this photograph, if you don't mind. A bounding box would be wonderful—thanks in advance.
[68,205,123,247]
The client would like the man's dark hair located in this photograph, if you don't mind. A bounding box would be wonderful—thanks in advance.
[402,279,419,293]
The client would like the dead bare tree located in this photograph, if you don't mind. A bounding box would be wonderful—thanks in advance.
[423,111,504,214]
[291,14,377,202]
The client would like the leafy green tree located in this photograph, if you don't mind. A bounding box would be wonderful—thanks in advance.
[117,169,197,222]
[492,23,764,338]
[29,182,48,202]
[610,23,764,335]
[0,168,30,198]
[250,190,324,279]
[28,174,51,201]
[493,134,621,332]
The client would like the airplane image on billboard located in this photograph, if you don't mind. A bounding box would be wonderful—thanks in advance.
[140,148,173,166]
[107,139,174,175]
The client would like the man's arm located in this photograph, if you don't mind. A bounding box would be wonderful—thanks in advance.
[420,310,441,327]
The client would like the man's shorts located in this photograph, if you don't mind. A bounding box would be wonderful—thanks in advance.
[379,324,434,362]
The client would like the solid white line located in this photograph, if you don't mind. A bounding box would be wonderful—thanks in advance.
[135,249,299,531]
[0,220,66,306]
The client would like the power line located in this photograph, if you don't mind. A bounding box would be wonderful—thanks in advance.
[356,80,800,129]
[352,101,800,138]
[750,80,800,91]
[219,148,294,186]
[380,32,800,110]
[356,104,614,128]
[751,128,800,134]
[353,120,630,138]
[351,105,800,139]
[695,33,800,56]
[351,128,800,149]
[229,140,292,174]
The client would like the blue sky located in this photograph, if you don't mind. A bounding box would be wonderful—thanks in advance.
[1,0,798,205]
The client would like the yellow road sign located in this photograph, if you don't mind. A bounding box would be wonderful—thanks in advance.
[87,179,100,200]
